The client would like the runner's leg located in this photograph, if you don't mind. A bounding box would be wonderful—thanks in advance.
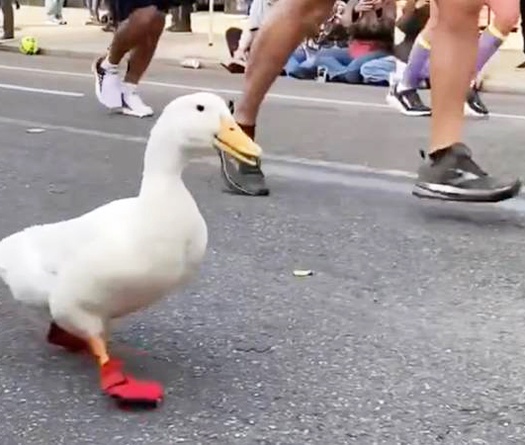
[92,2,164,112]
[387,1,436,116]
[122,8,165,117]
[413,0,521,202]
[219,0,335,196]
[465,0,520,115]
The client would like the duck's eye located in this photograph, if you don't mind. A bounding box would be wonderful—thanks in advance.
[196,104,205,112]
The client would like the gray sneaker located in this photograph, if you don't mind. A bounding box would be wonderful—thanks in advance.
[218,101,270,196]
[218,151,270,196]
[413,143,521,202]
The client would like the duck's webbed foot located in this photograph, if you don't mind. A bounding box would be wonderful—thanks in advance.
[89,336,164,408]
[47,322,88,353]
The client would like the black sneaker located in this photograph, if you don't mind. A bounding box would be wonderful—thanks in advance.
[217,101,270,197]
[413,143,521,202]
[464,87,489,117]
[386,83,431,117]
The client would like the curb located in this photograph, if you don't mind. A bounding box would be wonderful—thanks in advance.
[0,40,226,72]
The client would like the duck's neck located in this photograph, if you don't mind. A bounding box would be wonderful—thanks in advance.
[138,126,188,200]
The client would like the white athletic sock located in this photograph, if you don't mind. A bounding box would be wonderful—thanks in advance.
[101,56,119,72]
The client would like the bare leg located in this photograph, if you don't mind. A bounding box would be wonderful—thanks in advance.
[413,0,521,202]
[94,6,162,114]
[107,6,160,65]
[118,13,164,117]
[234,0,335,129]
[124,12,165,84]
[429,0,481,151]
[219,0,334,197]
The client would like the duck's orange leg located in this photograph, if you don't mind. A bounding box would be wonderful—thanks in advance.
[88,336,164,407]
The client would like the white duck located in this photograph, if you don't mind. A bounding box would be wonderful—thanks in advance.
[0,92,261,407]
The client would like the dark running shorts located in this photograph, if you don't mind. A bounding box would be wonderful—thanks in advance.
[113,0,171,22]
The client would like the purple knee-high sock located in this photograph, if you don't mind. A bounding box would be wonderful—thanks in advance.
[475,27,505,75]
[421,59,429,81]
[400,39,430,90]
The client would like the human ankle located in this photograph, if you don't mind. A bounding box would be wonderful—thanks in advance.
[428,143,466,160]
[237,122,256,140]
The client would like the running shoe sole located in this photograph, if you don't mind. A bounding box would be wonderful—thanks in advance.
[412,180,521,202]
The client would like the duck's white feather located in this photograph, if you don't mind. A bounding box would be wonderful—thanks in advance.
[0,92,229,340]
[0,198,134,309]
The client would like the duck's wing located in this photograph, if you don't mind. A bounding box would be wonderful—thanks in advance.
[0,198,136,307]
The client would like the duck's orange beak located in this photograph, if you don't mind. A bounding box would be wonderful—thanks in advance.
[214,117,262,166]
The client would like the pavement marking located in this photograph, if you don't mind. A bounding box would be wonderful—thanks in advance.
[0,83,84,97]
[0,115,146,143]
[0,114,415,178]
[1,64,525,120]
[1,112,525,212]
[0,65,387,110]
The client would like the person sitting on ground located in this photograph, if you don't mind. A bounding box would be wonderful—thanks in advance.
[350,0,398,86]
[293,0,395,84]
[284,0,349,79]
[358,51,395,85]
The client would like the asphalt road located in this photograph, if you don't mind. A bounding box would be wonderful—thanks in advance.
[1,52,525,445]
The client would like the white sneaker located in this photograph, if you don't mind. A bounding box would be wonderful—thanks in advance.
[92,57,123,110]
[121,89,154,118]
